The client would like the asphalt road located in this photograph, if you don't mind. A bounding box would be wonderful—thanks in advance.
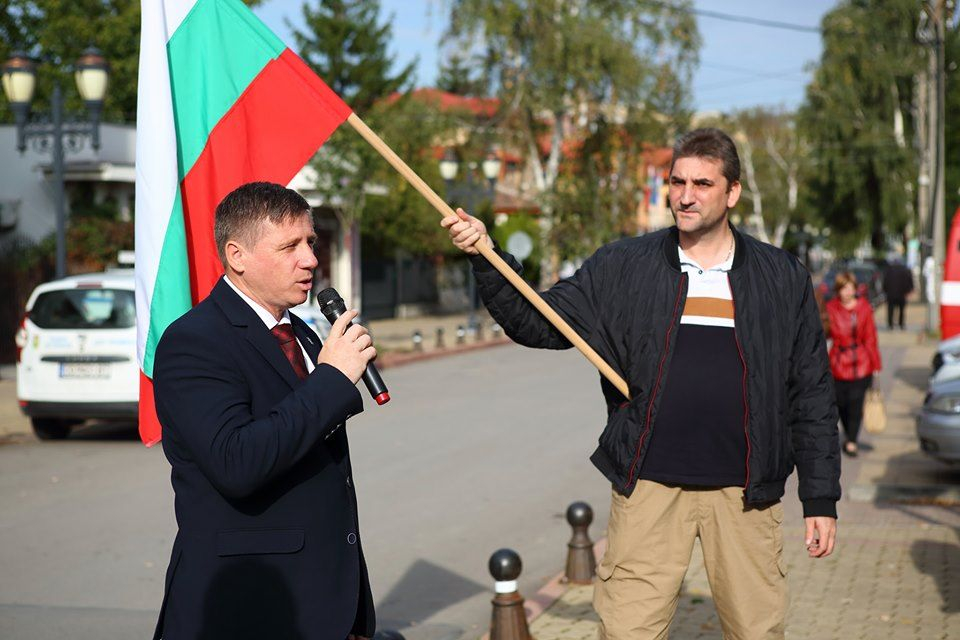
[0,343,612,640]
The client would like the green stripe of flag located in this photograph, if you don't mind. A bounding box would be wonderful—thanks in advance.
[142,190,192,379]
[167,0,285,180]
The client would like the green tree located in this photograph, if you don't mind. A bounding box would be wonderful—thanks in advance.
[945,18,960,221]
[290,0,462,258]
[550,118,643,259]
[289,0,415,114]
[800,0,924,253]
[714,108,810,248]
[436,52,486,96]
[444,0,699,282]
[0,1,262,123]
[357,95,465,257]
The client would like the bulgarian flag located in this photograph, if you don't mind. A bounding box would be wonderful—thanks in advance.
[134,0,352,446]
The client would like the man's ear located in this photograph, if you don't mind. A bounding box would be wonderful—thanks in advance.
[224,239,245,275]
[726,180,742,209]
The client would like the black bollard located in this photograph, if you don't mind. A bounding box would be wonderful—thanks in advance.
[435,327,445,349]
[456,324,467,345]
[412,330,423,352]
[372,631,406,640]
[488,548,531,640]
[474,321,484,342]
[564,501,596,584]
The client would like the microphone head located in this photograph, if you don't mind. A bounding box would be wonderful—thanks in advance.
[316,287,347,320]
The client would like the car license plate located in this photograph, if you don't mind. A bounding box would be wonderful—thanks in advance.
[59,363,110,379]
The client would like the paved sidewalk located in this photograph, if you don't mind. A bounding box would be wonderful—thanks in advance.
[368,310,499,355]
[523,303,960,640]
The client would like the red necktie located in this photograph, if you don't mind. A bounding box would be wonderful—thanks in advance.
[271,324,309,380]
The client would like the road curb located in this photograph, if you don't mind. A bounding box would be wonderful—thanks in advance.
[376,337,513,370]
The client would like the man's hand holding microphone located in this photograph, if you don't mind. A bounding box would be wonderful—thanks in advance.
[316,288,390,405]
[317,309,376,385]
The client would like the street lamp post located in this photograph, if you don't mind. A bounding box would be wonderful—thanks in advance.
[1,48,110,279]
[440,149,501,332]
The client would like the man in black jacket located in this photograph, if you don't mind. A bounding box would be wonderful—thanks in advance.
[153,182,377,640]
[883,258,914,329]
[442,128,839,639]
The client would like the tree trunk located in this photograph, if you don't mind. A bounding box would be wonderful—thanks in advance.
[739,135,770,243]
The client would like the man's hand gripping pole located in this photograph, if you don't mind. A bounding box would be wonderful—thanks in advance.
[345,113,630,400]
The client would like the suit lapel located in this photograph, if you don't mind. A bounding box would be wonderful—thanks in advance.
[211,279,301,390]
[290,315,322,366]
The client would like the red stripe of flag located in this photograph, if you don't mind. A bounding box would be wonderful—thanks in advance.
[138,49,352,446]
[180,49,352,303]
[139,372,161,447]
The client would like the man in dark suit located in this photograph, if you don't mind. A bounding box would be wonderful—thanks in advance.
[152,182,377,640]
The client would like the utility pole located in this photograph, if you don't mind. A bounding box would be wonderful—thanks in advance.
[916,64,930,307]
[921,0,947,333]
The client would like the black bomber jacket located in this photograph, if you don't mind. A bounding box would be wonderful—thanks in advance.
[470,226,841,518]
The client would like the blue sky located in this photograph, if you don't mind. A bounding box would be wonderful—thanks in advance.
[254,0,839,114]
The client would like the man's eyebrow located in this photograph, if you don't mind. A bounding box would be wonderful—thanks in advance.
[277,234,315,246]
[670,176,715,185]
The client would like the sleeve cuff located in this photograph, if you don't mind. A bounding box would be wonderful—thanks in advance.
[469,241,522,275]
[468,251,496,272]
[309,363,364,420]
[802,498,838,519]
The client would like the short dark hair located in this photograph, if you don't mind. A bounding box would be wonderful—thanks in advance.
[670,128,741,187]
[214,182,312,265]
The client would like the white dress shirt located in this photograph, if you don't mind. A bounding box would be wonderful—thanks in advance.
[223,276,315,373]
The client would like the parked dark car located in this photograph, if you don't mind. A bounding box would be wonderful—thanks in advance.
[817,262,886,308]
[917,375,960,464]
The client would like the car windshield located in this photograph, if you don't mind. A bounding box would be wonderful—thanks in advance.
[31,288,136,329]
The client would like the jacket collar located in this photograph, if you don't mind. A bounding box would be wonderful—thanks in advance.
[211,278,302,389]
[662,222,747,272]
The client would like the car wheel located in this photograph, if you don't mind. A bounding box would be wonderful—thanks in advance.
[31,418,72,440]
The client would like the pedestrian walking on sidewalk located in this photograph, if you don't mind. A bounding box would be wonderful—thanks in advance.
[826,272,882,457]
[882,258,914,330]
[442,128,840,640]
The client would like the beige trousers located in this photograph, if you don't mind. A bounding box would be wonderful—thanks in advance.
[593,480,788,640]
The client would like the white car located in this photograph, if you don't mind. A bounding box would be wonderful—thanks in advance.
[16,269,139,439]
[15,269,333,440]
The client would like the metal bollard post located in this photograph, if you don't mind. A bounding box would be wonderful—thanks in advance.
[412,330,423,352]
[456,324,467,345]
[475,321,484,342]
[488,548,531,640]
[564,501,596,584]
[435,327,445,349]
[491,323,502,338]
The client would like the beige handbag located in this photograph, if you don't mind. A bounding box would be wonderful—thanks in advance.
[863,387,887,434]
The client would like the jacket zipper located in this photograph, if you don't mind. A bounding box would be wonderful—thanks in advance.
[728,278,752,490]
[850,308,859,377]
[624,274,686,489]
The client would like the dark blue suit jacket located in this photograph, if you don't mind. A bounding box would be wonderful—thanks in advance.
[152,279,375,640]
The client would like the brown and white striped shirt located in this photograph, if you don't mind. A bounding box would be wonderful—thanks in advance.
[638,247,748,487]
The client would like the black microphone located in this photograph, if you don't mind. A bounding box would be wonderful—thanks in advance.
[316,288,390,405]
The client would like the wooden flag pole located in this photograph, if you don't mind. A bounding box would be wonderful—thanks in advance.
[346,113,630,400]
